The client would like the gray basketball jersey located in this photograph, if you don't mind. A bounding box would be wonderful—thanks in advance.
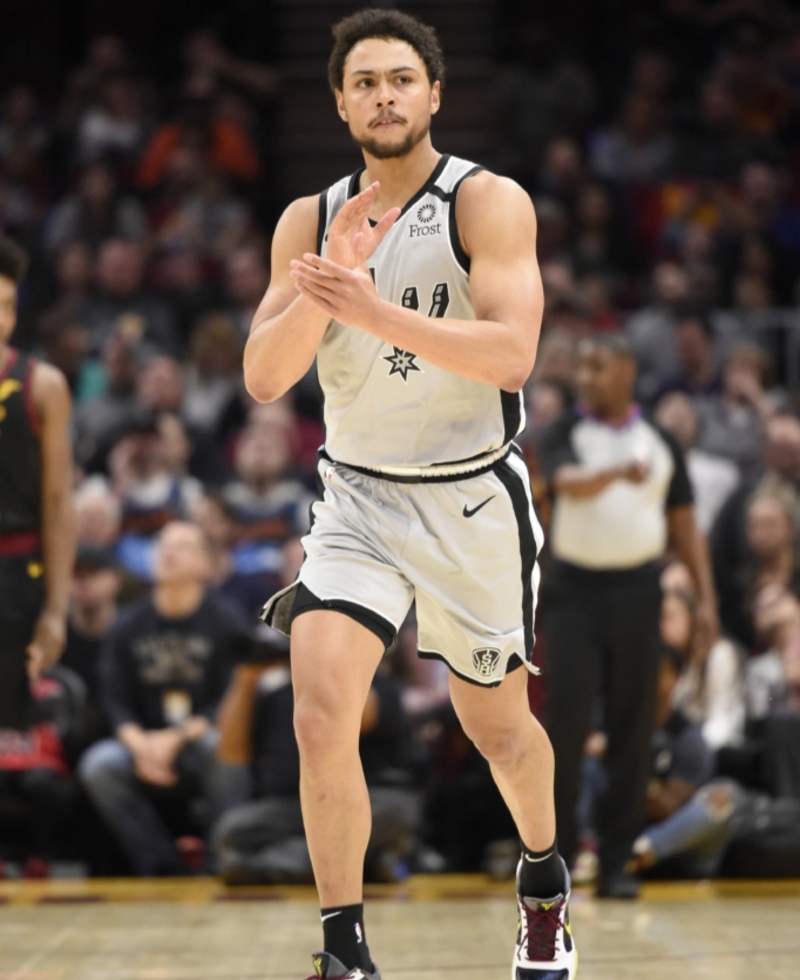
[316,154,525,472]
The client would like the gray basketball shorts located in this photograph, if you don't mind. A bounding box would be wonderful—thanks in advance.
[262,447,544,687]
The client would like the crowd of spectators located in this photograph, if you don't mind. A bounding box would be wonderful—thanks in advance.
[1,2,800,883]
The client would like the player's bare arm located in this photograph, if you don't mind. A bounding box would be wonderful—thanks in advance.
[27,362,76,678]
[290,171,543,392]
[244,183,399,403]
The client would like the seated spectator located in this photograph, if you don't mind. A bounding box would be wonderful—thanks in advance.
[74,475,121,549]
[223,243,270,339]
[79,521,241,876]
[578,274,622,333]
[636,645,713,855]
[659,566,745,752]
[49,241,95,316]
[223,422,315,561]
[657,307,722,402]
[694,345,781,472]
[59,34,132,136]
[212,633,419,884]
[0,665,86,873]
[744,490,800,606]
[570,183,635,283]
[675,78,782,182]
[0,85,50,166]
[183,313,243,440]
[45,159,147,255]
[712,413,800,647]
[626,262,688,405]
[151,150,250,262]
[71,327,143,472]
[74,73,146,166]
[759,628,800,801]
[109,409,202,579]
[655,392,740,533]
[745,585,800,722]
[150,244,226,344]
[590,90,674,184]
[37,310,104,404]
[137,80,261,192]
[61,545,123,747]
[536,137,586,208]
[136,355,185,417]
[77,239,178,356]
[190,491,278,619]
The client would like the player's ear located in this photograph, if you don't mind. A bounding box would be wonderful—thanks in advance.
[430,80,441,115]
[335,89,348,122]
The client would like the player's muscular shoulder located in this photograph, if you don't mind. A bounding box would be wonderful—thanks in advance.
[258,195,320,319]
[273,194,320,266]
[456,172,537,259]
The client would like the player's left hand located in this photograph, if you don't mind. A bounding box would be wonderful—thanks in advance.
[26,609,67,679]
[290,252,384,331]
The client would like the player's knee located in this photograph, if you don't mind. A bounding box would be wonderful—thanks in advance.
[293,691,354,762]
[467,724,526,771]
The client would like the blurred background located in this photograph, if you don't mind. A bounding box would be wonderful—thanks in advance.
[1,0,800,884]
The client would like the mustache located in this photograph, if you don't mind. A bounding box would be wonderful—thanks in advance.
[370,112,406,128]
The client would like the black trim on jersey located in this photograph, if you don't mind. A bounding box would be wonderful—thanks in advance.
[319,447,512,484]
[418,648,524,688]
[346,154,451,222]
[316,189,328,254]
[500,390,522,444]
[494,458,537,660]
[448,164,484,274]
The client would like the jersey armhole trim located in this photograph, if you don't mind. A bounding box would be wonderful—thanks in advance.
[316,189,328,255]
[448,165,484,275]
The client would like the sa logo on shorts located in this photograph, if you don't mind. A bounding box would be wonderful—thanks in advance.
[472,647,501,678]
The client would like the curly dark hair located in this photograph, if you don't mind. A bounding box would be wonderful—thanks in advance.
[0,235,28,285]
[328,7,445,93]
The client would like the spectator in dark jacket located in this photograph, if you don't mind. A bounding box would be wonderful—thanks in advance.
[79,521,241,875]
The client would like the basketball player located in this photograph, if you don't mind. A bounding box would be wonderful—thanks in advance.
[244,10,575,980]
[0,236,76,730]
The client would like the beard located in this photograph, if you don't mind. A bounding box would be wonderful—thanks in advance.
[354,116,430,160]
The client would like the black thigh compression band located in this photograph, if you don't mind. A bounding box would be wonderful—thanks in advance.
[289,582,396,651]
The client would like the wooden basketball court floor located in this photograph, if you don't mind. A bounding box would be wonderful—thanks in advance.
[0,876,798,980]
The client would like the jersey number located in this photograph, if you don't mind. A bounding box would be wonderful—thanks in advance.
[400,283,450,318]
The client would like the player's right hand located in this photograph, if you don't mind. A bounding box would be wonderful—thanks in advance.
[326,181,400,269]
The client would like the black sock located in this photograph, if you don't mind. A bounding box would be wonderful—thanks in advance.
[518,839,567,899]
[320,903,372,973]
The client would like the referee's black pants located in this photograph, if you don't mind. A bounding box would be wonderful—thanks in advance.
[544,559,662,879]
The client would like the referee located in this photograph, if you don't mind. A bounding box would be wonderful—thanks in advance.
[538,333,717,898]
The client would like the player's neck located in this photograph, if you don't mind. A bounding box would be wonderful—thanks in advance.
[360,139,441,212]
[0,343,12,374]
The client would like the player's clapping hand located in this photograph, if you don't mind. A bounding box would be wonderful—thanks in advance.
[26,609,66,679]
[324,181,400,268]
[291,252,385,332]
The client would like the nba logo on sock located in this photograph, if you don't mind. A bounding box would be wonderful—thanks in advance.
[472,647,501,677]
[355,923,363,944]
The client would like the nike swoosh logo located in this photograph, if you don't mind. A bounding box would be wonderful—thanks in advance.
[524,851,554,862]
[320,911,342,922]
[463,495,495,518]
